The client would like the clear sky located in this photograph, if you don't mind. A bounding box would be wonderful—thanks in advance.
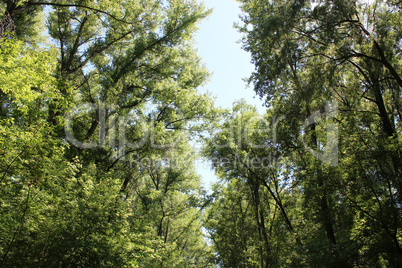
[193,0,265,190]
[195,0,264,110]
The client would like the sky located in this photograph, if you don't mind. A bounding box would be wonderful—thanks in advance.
[193,0,265,190]
[195,0,264,110]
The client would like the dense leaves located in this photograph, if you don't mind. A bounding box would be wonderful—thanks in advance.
[203,0,401,267]
[1,0,401,267]
[0,0,215,267]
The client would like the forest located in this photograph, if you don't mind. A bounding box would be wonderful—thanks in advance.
[0,0,401,267]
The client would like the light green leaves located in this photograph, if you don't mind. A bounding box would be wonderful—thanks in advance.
[0,37,57,111]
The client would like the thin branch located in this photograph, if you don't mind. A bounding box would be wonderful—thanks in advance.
[1,185,32,266]
[30,2,132,24]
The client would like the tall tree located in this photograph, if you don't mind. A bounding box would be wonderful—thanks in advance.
[0,0,217,266]
[203,101,303,267]
[234,0,401,266]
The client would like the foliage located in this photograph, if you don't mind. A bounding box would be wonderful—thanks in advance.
[2,0,401,267]
[0,0,216,266]
[202,0,401,267]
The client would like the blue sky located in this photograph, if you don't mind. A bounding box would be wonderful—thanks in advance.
[195,0,264,111]
[193,0,265,190]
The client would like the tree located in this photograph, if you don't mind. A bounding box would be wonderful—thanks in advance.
[203,101,304,267]
[0,0,217,266]
[235,0,401,266]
